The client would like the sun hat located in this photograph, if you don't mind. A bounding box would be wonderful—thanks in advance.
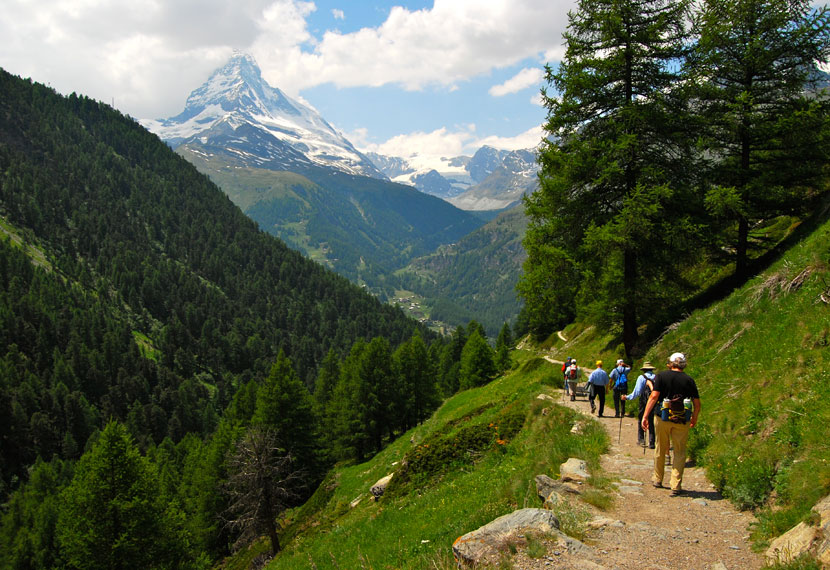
[669,352,685,364]
[641,361,656,370]
[616,358,624,364]
[595,360,603,367]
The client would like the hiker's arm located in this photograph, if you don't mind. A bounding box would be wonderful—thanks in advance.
[690,398,701,428]
[642,390,660,430]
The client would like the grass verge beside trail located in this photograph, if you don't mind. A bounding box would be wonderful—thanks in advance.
[252,351,609,570]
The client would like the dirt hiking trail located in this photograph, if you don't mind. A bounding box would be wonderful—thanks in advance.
[513,381,764,570]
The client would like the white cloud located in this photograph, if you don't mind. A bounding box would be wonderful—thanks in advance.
[353,123,543,171]
[332,8,345,20]
[489,67,544,97]
[253,0,572,96]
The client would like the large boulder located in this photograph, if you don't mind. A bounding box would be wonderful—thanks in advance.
[452,508,559,565]
[560,458,590,482]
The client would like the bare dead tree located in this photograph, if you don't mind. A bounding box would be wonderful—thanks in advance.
[223,426,306,556]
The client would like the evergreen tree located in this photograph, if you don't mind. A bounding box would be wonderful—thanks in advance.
[521,0,698,356]
[494,323,514,372]
[57,421,187,570]
[459,330,496,390]
[252,350,319,477]
[393,332,439,431]
[689,0,830,279]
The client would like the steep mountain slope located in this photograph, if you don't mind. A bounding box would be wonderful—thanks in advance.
[398,205,528,335]
[0,68,424,492]
[144,53,484,295]
[142,51,384,179]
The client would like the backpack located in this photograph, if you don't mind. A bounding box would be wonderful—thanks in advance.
[614,366,628,389]
[567,365,578,380]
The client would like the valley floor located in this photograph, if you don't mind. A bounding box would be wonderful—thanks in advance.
[512,386,764,570]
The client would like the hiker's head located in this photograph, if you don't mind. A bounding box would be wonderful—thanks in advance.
[641,361,656,371]
[595,360,603,367]
[668,352,687,369]
[616,359,624,365]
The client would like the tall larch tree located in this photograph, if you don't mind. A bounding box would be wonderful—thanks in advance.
[689,0,830,279]
[521,0,699,356]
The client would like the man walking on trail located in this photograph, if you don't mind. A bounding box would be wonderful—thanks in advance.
[566,359,580,401]
[622,362,657,448]
[587,360,609,417]
[642,353,701,496]
[562,357,573,397]
[609,359,631,418]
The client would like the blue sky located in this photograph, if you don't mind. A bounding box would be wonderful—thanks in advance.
[1,1,575,164]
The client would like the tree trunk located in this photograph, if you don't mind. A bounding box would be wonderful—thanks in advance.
[622,248,638,359]
[736,216,749,281]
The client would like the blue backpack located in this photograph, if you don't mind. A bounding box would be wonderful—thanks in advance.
[614,366,628,389]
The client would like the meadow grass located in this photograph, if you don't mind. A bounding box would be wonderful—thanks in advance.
[258,351,609,570]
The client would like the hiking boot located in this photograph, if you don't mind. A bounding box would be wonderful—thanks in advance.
[649,444,655,449]
[652,482,663,488]
[670,488,683,497]
[590,401,596,413]
[614,413,620,418]
[637,438,644,446]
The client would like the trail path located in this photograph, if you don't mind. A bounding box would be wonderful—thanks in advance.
[515,362,764,570]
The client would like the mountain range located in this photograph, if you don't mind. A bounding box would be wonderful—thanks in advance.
[141,52,532,331]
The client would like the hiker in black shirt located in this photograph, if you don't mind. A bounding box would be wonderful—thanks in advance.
[642,352,701,496]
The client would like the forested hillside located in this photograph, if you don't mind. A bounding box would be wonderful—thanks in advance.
[0,68,514,569]
[399,205,527,336]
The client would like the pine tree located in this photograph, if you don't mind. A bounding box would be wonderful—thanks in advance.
[459,330,496,390]
[522,0,697,356]
[689,0,830,279]
[252,350,319,477]
[57,421,186,570]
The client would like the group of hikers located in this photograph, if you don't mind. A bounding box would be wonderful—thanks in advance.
[561,353,701,497]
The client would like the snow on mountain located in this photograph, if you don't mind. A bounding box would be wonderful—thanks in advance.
[141,52,385,179]
[367,146,539,209]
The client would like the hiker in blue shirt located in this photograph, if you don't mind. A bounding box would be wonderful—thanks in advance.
[609,359,631,418]
[587,360,609,417]
[622,362,657,448]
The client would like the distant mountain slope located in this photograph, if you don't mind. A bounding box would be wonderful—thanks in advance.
[142,52,384,179]
[368,146,540,210]
[144,53,484,295]
[179,147,484,293]
[399,204,528,335]
[0,68,424,490]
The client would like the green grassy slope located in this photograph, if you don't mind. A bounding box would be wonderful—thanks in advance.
[239,352,608,570]
[545,210,830,549]
[644,214,830,545]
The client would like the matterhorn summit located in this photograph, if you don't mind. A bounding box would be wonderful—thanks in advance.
[142,52,385,178]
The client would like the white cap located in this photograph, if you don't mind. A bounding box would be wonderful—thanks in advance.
[616,359,624,364]
[669,352,686,365]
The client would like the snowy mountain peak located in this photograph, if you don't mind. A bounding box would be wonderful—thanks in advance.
[141,52,385,179]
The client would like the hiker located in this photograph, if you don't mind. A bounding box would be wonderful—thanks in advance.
[621,361,657,448]
[562,357,573,397]
[642,352,701,496]
[609,358,631,418]
[587,360,609,417]
[566,359,580,401]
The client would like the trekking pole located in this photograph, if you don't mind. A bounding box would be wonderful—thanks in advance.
[618,411,623,443]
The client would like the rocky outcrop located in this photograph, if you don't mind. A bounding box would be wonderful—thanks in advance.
[370,474,393,500]
[560,458,590,482]
[765,494,830,566]
[453,508,565,565]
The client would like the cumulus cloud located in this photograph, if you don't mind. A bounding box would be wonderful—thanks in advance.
[0,0,572,121]
[489,67,545,97]
[253,0,572,95]
[332,8,345,20]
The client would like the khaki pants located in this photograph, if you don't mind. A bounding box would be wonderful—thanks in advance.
[654,417,690,491]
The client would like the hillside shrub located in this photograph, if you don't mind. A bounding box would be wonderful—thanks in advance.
[386,405,526,496]
[707,444,776,510]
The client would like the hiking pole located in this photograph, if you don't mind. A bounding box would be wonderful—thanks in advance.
[618,411,623,444]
